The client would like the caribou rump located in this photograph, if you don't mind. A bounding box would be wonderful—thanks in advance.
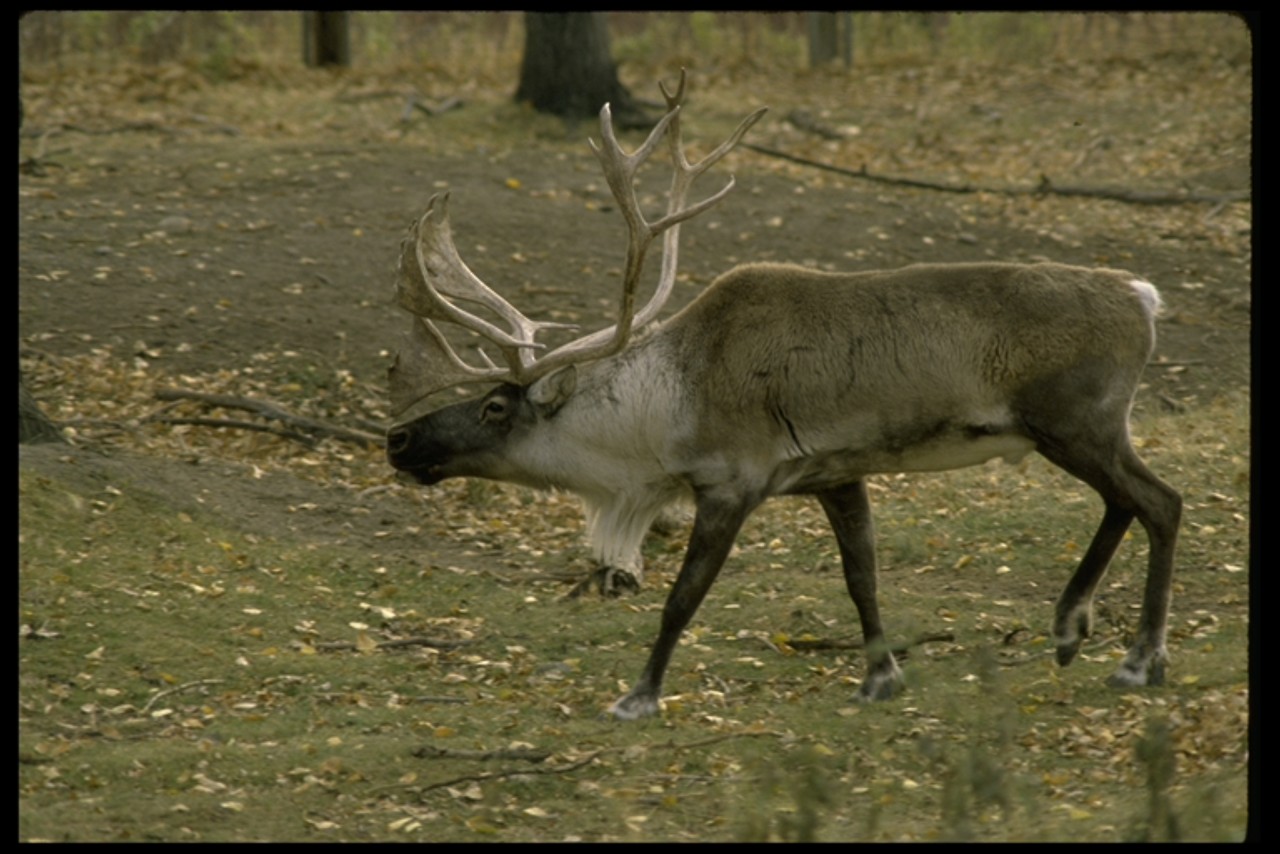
[385,72,1180,719]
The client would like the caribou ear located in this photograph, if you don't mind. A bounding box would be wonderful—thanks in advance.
[528,366,577,416]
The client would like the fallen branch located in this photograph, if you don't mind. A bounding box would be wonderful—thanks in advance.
[784,108,844,140]
[151,415,319,447]
[18,126,67,175]
[401,94,464,124]
[414,750,604,796]
[398,729,786,800]
[140,678,225,715]
[312,636,473,652]
[313,692,467,705]
[996,632,1125,668]
[406,695,470,705]
[742,142,1250,206]
[659,729,787,752]
[413,745,552,763]
[152,388,383,448]
[784,630,955,654]
[21,119,240,139]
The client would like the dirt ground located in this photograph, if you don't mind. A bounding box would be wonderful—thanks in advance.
[17,57,1252,573]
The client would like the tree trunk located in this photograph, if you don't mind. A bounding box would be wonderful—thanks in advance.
[515,12,642,124]
[808,12,853,68]
[303,12,350,68]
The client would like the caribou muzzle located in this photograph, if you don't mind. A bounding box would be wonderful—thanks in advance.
[385,423,447,485]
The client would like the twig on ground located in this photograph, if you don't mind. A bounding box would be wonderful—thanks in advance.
[413,745,553,763]
[150,415,319,447]
[743,142,1250,206]
[152,387,384,448]
[784,630,955,654]
[140,678,226,714]
[311,636,474,652]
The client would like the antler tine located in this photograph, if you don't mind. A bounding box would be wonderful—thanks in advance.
[638,77,766,332]
[388,194,583,414]
[587,103,681,243]
[528,73,763,375]
[657,71,767,233]
[396,193,577,368]
[390,75,763,411]
[623,70,766,324]
[388,316,504,416]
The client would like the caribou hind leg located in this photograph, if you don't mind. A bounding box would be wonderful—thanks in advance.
[571,497,688,598]
[1035,426,1181,687]
[817,481,906,701]
[567,565,641,599]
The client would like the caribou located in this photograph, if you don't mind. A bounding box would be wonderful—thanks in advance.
[385,72,1181,720]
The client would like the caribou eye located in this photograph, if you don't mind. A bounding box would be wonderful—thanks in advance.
[480,397,509,422]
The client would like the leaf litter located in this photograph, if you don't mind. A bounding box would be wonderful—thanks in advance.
[20,25,1250,842]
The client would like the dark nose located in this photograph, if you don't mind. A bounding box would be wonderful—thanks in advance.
[385,425,411,458]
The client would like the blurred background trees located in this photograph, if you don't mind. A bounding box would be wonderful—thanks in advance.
[303,12,350,68]
[18,12,1249,95]
[514,12,641,123]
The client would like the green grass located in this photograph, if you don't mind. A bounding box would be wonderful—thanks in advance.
[19,398,1250,841]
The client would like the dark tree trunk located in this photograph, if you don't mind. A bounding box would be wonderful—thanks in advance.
[303,12,350,68]
[515,12,643,124]
[807,12,853,68]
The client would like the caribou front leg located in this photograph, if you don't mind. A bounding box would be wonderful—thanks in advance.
[608,491,754,719]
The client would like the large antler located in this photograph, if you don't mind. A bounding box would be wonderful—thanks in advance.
[389,70,766,417]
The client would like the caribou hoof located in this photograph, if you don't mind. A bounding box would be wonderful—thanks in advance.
[1055,638,1084,668]
[567,565,641,599]
[607,690,660,720]
[1052,602,1092,668]
[1107,648,1167,688]
[855,663,905,702]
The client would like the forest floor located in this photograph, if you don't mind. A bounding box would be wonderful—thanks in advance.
[19,46,1253,841]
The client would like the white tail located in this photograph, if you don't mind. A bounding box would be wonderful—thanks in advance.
[385,74,1181,720]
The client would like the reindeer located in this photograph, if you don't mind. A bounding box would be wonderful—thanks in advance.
[385,73,1181,720]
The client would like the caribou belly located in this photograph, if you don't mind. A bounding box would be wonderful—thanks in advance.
[774,428,1036,495]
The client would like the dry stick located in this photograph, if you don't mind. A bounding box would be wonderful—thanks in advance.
[784,108,843,140]
[409,729,785,798]
[314,691,466,704]
[659,729,785,752]
[413,745,553,763]
[742,142,1250,206]
[406,696,470,705]
[785,630,955,653]
[413,750,605,796]
[402,94,464,122]
[995,631,1127,668]
[1153,359,1207,368]
[311,636,474,652]
[787,626,1126,669]
[153,387,384,448]
[25,119,238,138]
[140,678,225,715]
[151,415,319,447]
